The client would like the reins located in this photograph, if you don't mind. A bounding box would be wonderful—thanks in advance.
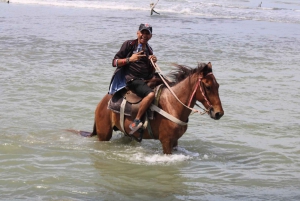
[150,59,210,115]
[188,73,213,109]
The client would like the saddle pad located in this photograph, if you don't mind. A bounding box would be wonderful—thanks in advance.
[108,92,132,116]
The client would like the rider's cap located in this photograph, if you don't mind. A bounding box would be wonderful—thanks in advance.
[139,23,152,34]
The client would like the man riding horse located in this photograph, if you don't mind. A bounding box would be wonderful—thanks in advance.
[109,23,158,135]
[79,23,225,154]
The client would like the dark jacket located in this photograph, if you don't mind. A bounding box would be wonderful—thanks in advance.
[108,39,154,94]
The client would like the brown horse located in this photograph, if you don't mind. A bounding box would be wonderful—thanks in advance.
[89,62,223,154]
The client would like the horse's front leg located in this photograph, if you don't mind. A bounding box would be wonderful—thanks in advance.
[161,138,178,154]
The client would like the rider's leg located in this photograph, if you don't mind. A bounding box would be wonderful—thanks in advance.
[127,79,154,132]
[135,91,154,120]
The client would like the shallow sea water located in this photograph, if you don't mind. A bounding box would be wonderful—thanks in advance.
[0,1,300,200]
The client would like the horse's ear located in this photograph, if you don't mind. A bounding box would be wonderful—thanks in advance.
[207,62,212,69]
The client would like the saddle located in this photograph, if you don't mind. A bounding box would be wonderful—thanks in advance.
[108,86,162,120]
[108,87,141,116]
[107,74,164,119]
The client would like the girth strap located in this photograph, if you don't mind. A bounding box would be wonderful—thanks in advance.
[150,104,187,126]
[120,98,127,134]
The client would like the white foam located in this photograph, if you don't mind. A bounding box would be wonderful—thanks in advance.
[113,146,201,165]
[130,152,192,164]
[12,0,127,10]
[36,185,48,189]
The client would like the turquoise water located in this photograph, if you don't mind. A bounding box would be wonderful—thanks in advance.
[0,0,300,200]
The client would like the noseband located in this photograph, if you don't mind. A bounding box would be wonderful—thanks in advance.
[188,72,213,108]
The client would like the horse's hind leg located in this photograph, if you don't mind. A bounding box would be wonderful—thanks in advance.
[95,119,113,141]
[94,94,113,141]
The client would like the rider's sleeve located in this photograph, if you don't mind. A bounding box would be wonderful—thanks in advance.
[112,41,130,67]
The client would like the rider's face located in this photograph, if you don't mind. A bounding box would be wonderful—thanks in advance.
[137,30,152,44]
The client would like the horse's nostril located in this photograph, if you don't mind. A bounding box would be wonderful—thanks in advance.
[215,112,224,120]
[215,112,221,120]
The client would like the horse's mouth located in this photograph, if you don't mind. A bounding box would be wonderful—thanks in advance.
[209,108,224,120]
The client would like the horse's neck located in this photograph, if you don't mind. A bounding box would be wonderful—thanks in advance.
[160,76,196,120]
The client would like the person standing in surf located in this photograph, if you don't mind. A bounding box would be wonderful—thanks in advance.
[150,0,160,15]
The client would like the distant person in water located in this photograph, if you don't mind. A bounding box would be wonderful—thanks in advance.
[150,1,160,15]
[258,2,262,7]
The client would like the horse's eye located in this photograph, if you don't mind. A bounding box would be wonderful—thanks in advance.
[206,86,211,91]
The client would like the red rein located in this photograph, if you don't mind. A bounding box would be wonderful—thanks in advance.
[188,73,213,108]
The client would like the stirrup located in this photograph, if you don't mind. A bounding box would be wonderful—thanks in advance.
[129,121,143,135]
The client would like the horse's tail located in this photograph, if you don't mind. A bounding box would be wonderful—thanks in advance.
[78,122,97,137]
[91,122,97,136]
[64,122,97,138]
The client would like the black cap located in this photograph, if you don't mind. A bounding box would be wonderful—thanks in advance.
[139,23,152,34]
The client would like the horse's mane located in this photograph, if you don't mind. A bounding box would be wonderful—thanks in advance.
[167,62,212,85]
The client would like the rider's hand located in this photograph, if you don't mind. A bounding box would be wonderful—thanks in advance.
[129,51,146,62]
[149,55,157,63]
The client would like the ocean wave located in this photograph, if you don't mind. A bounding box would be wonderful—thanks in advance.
[10,0,300,24]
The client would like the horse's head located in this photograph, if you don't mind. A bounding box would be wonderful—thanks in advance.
[194,62,224,120]
[169,62,224,120]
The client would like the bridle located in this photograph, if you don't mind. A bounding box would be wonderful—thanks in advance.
[150,59,212,115]
[188,73,213,110]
